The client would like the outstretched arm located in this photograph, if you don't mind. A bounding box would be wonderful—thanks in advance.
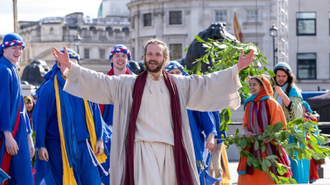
[52,47,72,69]
[237,50,254,71]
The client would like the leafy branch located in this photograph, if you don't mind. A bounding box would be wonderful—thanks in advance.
[222,119,330,184]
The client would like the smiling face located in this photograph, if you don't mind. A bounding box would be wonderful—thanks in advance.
[144,44,168,73]
[275,70,288,86]
[168,68,183,75]
[24,100,34,112]
[249,78,261,95]
[111,52,128,70]
[3,45,23,65]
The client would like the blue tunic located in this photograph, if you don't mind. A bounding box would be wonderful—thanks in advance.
[34,71,104,185]
[188,110,224,185]
[0,56,33,185]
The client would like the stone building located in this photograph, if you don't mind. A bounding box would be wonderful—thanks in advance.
[18,0,130,73]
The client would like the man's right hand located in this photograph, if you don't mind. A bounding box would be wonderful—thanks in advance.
[52,46,72,69]
[38,147,49,161]
[4,132,19,155]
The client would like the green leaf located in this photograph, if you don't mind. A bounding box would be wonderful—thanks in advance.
[253,158,259,167]
[241,138,247,149]
[267,70,276,77]
[266,155,278,160]
[194,36,205,43]
[261,159,267,171]
[254,140,259,151]
[247,156,253,166]
[265,125,273,132]
[273,122,284,132]
[261,144,266,152]
[235,128,239,135]
[288,178,297,184]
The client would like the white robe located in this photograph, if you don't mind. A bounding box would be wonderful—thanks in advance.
[63,63,242,185]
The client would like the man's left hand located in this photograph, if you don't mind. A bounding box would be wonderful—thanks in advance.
[205,133,216,153]
[27,134,35,159]
[95,140,104,156]
[237,50,255,71]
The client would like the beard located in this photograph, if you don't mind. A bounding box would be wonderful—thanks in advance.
[145,58,165,73]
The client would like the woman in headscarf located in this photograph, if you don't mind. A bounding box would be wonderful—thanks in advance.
[24,95,35,130]
[237,75,292,185]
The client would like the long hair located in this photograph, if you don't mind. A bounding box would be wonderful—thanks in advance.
[274,68,296,95]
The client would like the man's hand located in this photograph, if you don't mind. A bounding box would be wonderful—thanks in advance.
[27,134,35,159]
[205,133,215,153]
[95,140,104,156]
[52,47,72,69]
[38,147,49,161]
[275,86,284,96]
[237,50,255,71]
[4,131,18,155]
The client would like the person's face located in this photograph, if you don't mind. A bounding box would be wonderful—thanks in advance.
[249,78,261,96]
[145,44,167,73]
[58,58,78,73]
[275,70,288,86]
[168,68,183,75]
[24,100,33,112]
[3,45,23,65]
[111,52,128,70]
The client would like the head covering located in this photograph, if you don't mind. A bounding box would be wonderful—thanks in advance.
[274,62,292,72]
[244,75,273,110]
[0,33,25,57]
[109,45,131,62]
[165,61,188,76]
[24,95,35,104]
[35,48,79,97]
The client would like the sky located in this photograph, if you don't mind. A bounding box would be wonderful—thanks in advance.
[0,0,101,35]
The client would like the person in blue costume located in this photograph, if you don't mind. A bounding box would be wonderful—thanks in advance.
[34,48,108,185]
[98,45,132,185]
[273,62,309,184]
[0,33,34,185]
[165,61,222,185]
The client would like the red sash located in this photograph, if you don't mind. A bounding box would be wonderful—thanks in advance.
[0,105,21,185]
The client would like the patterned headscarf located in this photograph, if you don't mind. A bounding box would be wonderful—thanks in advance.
[0,33,25,57]
[165,61,188,76]
[109,45,131,61]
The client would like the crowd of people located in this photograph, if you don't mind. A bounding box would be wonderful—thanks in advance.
[0,32,323,185]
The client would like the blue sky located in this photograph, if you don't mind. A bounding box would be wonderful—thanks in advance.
[0,0,100,35]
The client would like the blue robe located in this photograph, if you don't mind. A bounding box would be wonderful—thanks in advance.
[0,56,33,185]
[187,110,223,185]
[34,71,104,185]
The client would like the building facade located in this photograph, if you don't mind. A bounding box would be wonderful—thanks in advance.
[127,0,277,65]
[18,0,130,73]
[288,0,330,91]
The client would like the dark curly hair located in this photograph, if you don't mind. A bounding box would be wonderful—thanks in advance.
[274,68,296,95]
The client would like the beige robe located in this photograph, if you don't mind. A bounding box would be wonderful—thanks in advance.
[63,63,242,185]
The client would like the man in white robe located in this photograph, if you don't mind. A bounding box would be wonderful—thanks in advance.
[52,39,254,185]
